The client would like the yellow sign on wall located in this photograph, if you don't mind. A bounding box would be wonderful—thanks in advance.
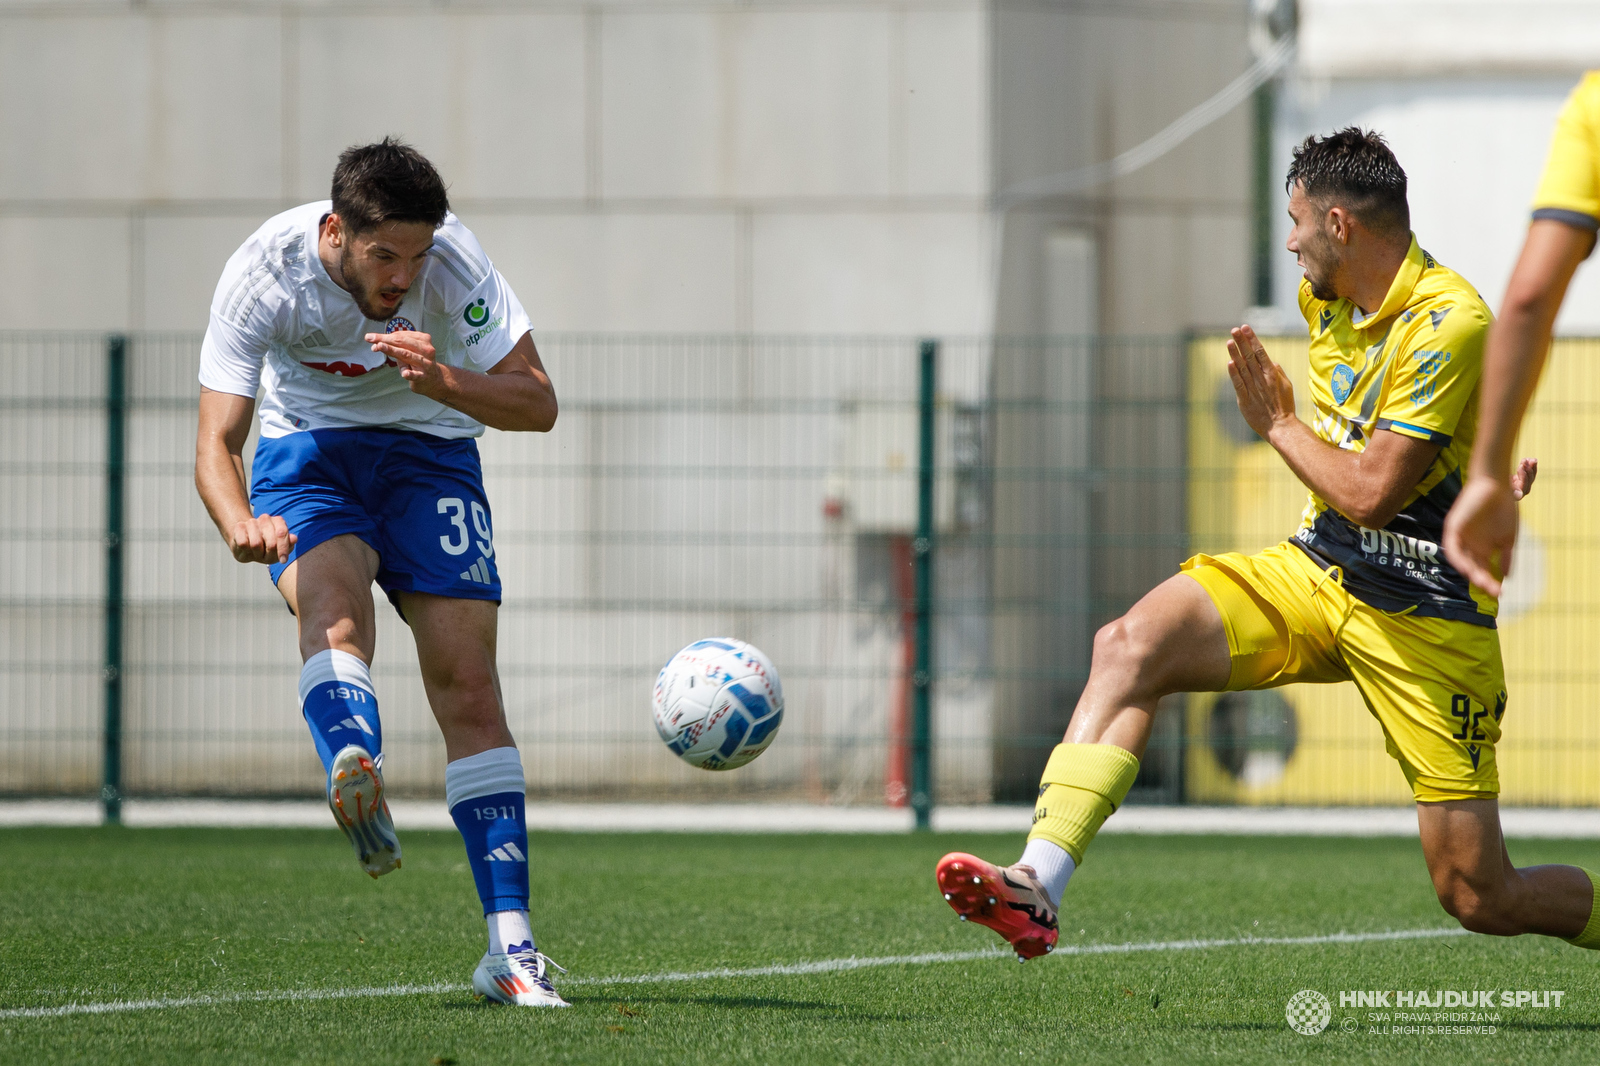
[1187,335,1600,807]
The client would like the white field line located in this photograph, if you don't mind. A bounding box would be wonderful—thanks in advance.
[1,925,1468,1020]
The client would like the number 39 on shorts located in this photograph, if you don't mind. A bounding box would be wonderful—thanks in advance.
[437,496,493,558]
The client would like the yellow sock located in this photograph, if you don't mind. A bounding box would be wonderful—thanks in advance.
[1565,869,1600,949]
[1027,743,1141,865]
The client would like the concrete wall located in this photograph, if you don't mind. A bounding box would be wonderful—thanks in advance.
[0,0,990,336]
[1269,0,1600,334]
[0,0,1259,338]
[0,0,1258,802]
[984,0,1250,796]
[990,0,1253,337]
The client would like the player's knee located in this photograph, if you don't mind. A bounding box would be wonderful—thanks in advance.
[298,604,369,655]
[1091,616,1165,690]
[422,657,497,702]
[1436,881,1517,934]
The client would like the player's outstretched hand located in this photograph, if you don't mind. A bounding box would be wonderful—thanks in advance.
[1511,456,1538,500]
[1442,459,1536,599]
[1226,325,1297,440]
[229,512,296,565]
[367,330,443,396]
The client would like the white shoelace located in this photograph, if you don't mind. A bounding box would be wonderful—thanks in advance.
[510,950,567,987]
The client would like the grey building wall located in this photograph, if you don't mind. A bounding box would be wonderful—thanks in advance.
[986,0,1251,797]
[0,0,990,336]
[0,0,1253,801]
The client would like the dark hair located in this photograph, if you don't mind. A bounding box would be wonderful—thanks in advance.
[330,137,449,234]
[1285,127,1409,237]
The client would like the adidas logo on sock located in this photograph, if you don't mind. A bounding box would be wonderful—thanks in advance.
[328,715,374,735]
[484,842,527,862]
[460,555,494,585]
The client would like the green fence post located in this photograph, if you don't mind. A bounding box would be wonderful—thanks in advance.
[103,334,126,826]
[911,339,937,830]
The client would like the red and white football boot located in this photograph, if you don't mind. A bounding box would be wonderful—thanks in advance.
[936,851,1059,960]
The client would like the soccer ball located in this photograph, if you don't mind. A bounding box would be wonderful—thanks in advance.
[652,638,784,770]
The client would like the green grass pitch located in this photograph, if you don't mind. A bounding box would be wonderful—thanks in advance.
[4,826,1600,1064]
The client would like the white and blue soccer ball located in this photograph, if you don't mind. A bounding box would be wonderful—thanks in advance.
[652,638,784,771]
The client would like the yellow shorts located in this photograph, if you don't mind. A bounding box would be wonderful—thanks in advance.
[1181,541,1506,803]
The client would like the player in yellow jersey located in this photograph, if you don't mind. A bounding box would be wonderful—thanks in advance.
[1446,73,1600,598]
[937,128,1600,958]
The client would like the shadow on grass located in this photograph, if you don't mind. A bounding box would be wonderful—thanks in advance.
[576,991,905,1020]
[436,991,901,1021]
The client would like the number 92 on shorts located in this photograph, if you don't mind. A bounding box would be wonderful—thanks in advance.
[249,427,500,610]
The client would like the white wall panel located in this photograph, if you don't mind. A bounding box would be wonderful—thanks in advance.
[601,12,723,199]
[149,16,283,201]
[903,8,987,198]
[732,11,894,198]
[0,16,151,200]
[1302,0,1600,78]
[470,211,739,332]
[0,216,132,329]
[751,211,989,334]
[446,13,587,200]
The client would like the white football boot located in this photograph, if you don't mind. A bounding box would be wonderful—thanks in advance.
[327,744,401,878]
[473,948,570,1007]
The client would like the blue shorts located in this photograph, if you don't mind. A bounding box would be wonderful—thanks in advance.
[250,427,500,614]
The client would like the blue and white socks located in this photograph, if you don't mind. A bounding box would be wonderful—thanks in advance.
[447,747,534,955]
[301,654,534,955]
[299,649,382,775]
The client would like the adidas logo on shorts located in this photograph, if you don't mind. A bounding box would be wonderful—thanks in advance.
[460,555,494,585]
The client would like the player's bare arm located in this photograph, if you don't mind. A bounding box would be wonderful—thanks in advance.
[194,386,296,564]
[365,328,557,433]
[1445,219,1591,595]
[1228,324,1441,528]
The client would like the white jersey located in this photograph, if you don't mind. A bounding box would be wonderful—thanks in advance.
[198,201,532,439]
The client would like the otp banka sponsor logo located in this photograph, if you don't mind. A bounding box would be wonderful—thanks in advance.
[460,296,505,348]
[1359,526,1442,576]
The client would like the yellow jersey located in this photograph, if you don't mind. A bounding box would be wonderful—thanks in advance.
[1293,236,1497,627]
[1532,71,1600,232]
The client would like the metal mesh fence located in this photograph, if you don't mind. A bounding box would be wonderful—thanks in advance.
[6,331,1591,807]
[1186,333,1600,808]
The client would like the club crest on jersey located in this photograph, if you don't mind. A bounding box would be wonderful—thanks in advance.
[1330,363,1356,404]
[385,316,415,333]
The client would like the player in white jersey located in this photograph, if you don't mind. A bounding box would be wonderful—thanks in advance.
[194,138,567,1006]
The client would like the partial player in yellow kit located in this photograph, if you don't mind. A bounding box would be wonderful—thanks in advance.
[1183,235,1506,804]
[1447,72,1600,593]
[937,128,1600,960]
